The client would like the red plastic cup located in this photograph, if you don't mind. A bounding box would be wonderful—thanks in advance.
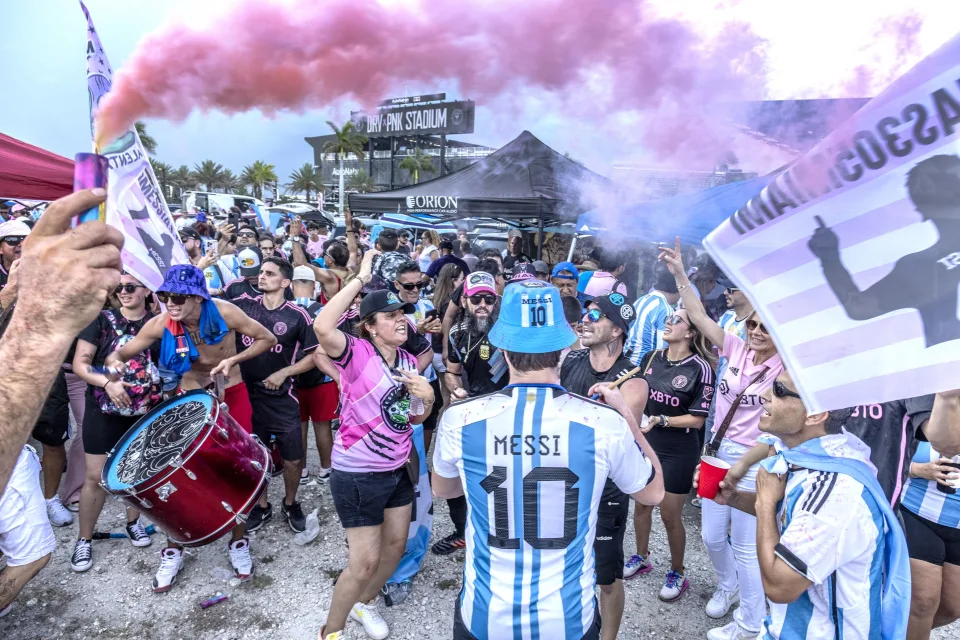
[698,455,731,500]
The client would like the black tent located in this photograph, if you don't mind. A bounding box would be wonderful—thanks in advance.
[348,130,619,224]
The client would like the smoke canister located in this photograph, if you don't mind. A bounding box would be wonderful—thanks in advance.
[73,153,109,227]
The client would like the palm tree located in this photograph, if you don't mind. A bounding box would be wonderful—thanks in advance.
[149,159,173,197]
[347,169,378,193]
[135,121,158,155]
[398,148,435,184]
[321,120,367,216]
[241,161,278,200]
[287,163,319,202]
[168,164,197,195]
[219,168,240,193]
[193,160,225,192]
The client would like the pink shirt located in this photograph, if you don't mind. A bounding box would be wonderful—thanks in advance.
[306,237,327,258]
[583,271,628,299]
[712,332,784,448]
[331,335,417,472]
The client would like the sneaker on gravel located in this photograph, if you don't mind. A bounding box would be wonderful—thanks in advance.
[70,538,93,572]
[153,548,184,593]
[319,628,343,640]
[317,467,332,482]
[691,496,702,508]
[65,500,80,513]
[229,537,254,580]
[658,569,689,602]
[431,532,466,555]
[706,586,740,618]
[282,500,306,533]
[623,553,654,579]
[45,495,73,527]
[245,502,272,533]
[706,620,758,640]
[299,468,310,485]
[350,601,389,640]
[126,518,152,547]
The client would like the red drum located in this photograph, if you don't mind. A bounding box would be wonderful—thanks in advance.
[101,390,270,547]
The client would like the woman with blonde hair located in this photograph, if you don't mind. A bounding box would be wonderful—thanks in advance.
[416,230,441,273]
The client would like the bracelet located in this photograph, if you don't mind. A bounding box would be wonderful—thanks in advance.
[677,284,688,293]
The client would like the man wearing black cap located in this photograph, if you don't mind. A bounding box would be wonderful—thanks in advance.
[624,264,680,366]
[560,292,647,640]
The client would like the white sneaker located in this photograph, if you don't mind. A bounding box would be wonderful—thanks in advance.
[153,548,184,593]
[45,495,73,527]
[125,518,152,547]
[229,537,254,581]
[658,569,689,602]
[706,620,757,640]
[70,538,93,572]
[706,586,740,618]
[350,601,389,640]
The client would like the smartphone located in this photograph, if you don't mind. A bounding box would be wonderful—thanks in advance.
[424,309,439,322]
[73,153,109,227]
[938,461,960,495]
[227,213,241,230]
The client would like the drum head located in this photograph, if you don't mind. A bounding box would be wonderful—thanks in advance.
[103,391,215,492]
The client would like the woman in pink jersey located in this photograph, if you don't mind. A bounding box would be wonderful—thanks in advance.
[659,238,784,640]
[314,249,436,640]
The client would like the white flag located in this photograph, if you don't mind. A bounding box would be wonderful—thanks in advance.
[81,1,188,290]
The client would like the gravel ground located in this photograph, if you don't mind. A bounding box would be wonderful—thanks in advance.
[3,437,959,640]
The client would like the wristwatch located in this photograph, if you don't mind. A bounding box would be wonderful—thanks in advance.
[660,414,670,428]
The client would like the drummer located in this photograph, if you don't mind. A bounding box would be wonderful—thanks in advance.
[105,264,276,592]
[70,273,161,574]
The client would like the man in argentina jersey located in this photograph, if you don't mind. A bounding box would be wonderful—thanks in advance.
[899,441,960,637]
[432,280,665,640]
[624,264,679,366]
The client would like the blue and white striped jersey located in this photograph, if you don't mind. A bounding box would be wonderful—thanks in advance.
[901,442,960,528]
[762,436,886,640]
[406,299,437,382]
[433,384,654,640]
[624,291,673,366]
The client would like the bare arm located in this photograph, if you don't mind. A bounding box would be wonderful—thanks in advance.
[416,347,434,375]
[315,250,378,358]
[649,413,705,430]
[924,392,960,458]
[659,237,724,348]
[73,340,110,389]
[755,469,813,603]
[344,209,360,272]
[106,315,165,366]
[440,298,460,365]
[620,377,648,424]
[212,301,277,376]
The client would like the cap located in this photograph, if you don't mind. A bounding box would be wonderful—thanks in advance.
[532,260,550,275]
[439,240,454,252]
[292,266,316,282]
[488,281,577,354]
[464,272,497,296]
[0,219,31,239]
[158,265,211,300]
[510,263,538,282]
[653,264,678,294]
[551,261,579,280]
[589,292,636,334]
[238,247,263,277]
[179,226,202,243]
[717,273,737,289]
[359,289,415,318]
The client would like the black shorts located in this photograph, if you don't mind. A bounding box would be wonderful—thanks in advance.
[594,482,630,585]
[644,426,700,494]
[422,378,442,431]
[32,370,70,447]
[452,593,600,639]
[902,506,960,567]
[81,393,141,455]
[249,387,304,462]
[330,467,414,528]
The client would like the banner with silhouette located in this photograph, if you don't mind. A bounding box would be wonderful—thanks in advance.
[82,1,188,290]
[705,33,960,412]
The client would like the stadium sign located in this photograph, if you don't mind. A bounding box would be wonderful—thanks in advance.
[353,100,475,138]
[404,195,459,214]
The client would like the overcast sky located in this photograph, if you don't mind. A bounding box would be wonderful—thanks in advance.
[3,0,959,186]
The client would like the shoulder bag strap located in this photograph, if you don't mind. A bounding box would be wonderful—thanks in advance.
[708,366,770,452]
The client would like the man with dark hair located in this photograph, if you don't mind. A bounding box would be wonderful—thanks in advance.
[479,247,503,269]
[579,246,629,300]
[288,218,349,304]
[712,370,910,640]
[809,153,960,347]
[236,224,260,250]
[231,257,319,535]
[460,240,478,271]
[440,258,506,374]
[424,240,470,282]
[306,222,326,258]
[432,279,664,639]
[624,264,680,366]
[372,228,408,283]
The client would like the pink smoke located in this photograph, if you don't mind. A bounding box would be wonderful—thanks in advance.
[95,0,767,163]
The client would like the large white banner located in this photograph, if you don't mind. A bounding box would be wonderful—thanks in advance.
[81,1,188,290]
[705,33,960,413]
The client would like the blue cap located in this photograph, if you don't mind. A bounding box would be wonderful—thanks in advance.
[488,281,577,354]
[158,265,211,300]
[551,261,579,280]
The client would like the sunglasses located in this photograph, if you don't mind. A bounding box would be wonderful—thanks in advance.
[666,314,688,326]
[114,284,146,294]
[746,319,768,334]
[0,236,23,246]
[582,308,605,323]
[468,294,497,306]
[237,231,257,238]
[156,293,196,305]
[725,287,740,294]
[773,380,801,400]
[398,282,425,291]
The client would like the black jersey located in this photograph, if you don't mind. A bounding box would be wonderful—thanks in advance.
[642,350,714,420]
[225,278,293,301]
[233,295,318,395]
[448,318,509,398]
[560,348,643,502]
[293,300,327,389]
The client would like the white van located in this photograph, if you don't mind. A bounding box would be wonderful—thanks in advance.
[181,191,268,217]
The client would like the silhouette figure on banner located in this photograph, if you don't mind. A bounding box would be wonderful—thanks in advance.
[808,154,960,348]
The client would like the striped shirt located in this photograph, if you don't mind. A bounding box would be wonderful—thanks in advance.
[763,434,886,640]
[901,442,960,528]
[406,299,437,382]
[433,384,654,639]
[624,291,673,366]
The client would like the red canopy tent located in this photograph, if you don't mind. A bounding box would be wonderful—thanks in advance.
[0,133,74,200]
